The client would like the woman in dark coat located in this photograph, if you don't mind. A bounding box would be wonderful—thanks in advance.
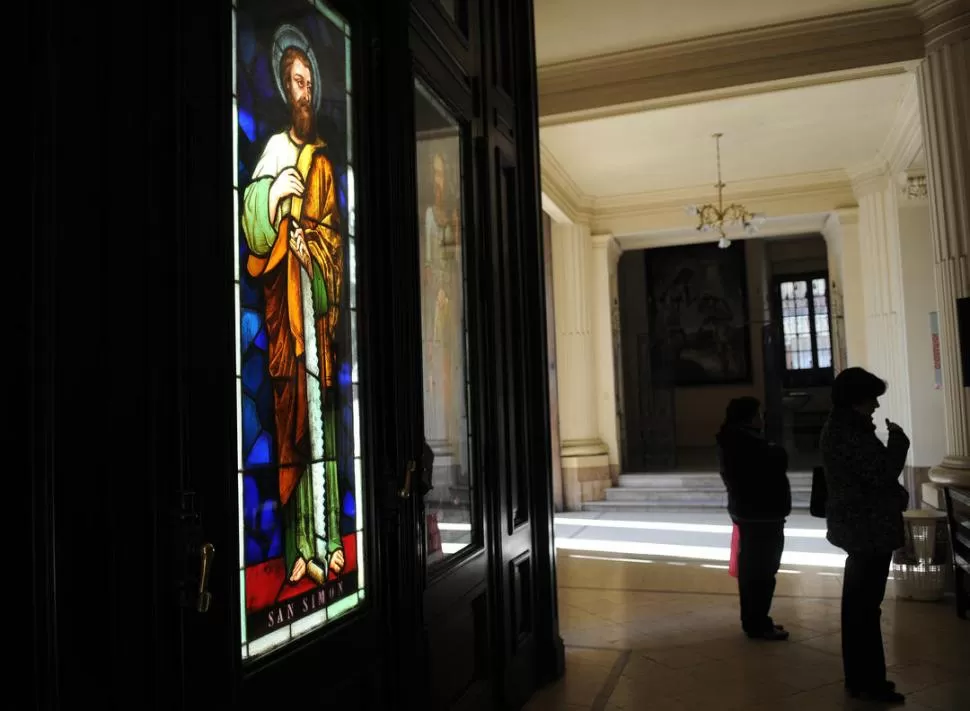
[820,367,909,705]
[717,396,791,640]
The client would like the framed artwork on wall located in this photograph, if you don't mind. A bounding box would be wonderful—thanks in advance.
[644,241,752,386]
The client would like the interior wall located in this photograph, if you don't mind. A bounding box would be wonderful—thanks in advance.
[898,203,945,468]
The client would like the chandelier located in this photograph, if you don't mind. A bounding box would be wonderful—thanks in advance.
[685,133,766,249]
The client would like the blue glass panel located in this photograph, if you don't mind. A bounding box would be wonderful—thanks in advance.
[243,474,260,527]
[245,536,263,565]
[246,431,273,467]
[252,58,276,102]
[242,395,260,454]
[241,309,261,355]
[342,490,355,518]
[243,472,283,565]
[258,499,278,531]
[338,172,348,217]
[241,350,266,396]
[254,327,268,351]
[255,380,275,439]
[338,361,351,387]
[240,276,260,308]
[236,12,256,66]
[238,108,256,143]
[266,528,282,559]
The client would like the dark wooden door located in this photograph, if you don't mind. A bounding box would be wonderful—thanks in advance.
[33,0,560,708]
[168,0,412,708]
[407,1,563,708]
[407,5,493,708]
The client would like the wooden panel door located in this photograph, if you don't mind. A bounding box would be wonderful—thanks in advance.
[408,1,563,708]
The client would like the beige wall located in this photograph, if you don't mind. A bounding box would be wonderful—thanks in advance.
[898,203,945,468]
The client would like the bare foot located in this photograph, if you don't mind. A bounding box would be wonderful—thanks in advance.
[328,550,345,574]
[289,557,307,582]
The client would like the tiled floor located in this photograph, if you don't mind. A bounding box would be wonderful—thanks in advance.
[526,547,970,710]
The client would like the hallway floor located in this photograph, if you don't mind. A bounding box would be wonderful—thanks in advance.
[526,516,970,710]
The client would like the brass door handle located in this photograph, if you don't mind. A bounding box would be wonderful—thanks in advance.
[197,542,215,613]
[398,460,416,499]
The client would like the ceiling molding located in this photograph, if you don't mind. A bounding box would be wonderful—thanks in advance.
[592,180,856,238]
[880,76,924,175]
[614,213,829,251]
[539,142,591,223]
[592,170,852,216]
[915,0,970,53]
[848,159,893,196]
[538,63,916,127]
[538,5,924,118]
[537,162,858,236]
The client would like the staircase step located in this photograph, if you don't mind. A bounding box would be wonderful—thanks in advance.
[582,498,812,513]
[617,472,812,490]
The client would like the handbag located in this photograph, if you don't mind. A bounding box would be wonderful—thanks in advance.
[810,465,827,518]
[728,524,740,578]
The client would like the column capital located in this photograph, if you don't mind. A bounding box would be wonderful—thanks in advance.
[898,171,930,203]
[591,233,622,258]
[929,455,970,487]
[914,0,970,53]
[848,162,892,199]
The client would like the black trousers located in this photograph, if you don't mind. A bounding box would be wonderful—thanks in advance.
[841,551,893,690]
[736,520,785,634]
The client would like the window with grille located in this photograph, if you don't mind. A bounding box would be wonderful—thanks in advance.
[778,275,832,375]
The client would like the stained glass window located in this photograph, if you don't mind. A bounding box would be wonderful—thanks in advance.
[780,277,832,372]
[233,0,363,662]
[413,80,476,567]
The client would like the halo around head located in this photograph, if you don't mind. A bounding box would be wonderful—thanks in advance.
[271,24,322,114]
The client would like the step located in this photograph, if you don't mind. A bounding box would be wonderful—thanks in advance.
[582,498,812,514]
[617,472,812,490]
[604,487,812,503]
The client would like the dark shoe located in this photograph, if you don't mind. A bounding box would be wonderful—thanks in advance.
[845,681,897,694]
[846,686,905,704]
[746,626,789,641]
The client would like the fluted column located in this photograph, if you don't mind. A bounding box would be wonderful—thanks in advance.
[918,0,970,484]
[590,234,623,480]
[852,171,913,442]
[551,222,610,509]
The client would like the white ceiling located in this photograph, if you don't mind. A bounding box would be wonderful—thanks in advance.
[534,0,903,66]
[539,73,911,197]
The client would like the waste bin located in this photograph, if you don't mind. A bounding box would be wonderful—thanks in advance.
[892,510,950,602]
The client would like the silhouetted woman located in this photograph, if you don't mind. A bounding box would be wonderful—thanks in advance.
[820,367,909,705]
[717,396,791,641]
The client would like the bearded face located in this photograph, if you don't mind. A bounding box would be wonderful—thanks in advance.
[285,55,316,143]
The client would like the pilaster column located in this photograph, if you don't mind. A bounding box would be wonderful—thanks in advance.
[835,209,866,368]
[823,212,848,372]
[551,222,610,509]
[917,0,970,484]
[591,234,623,480]
[852,170,913,441]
